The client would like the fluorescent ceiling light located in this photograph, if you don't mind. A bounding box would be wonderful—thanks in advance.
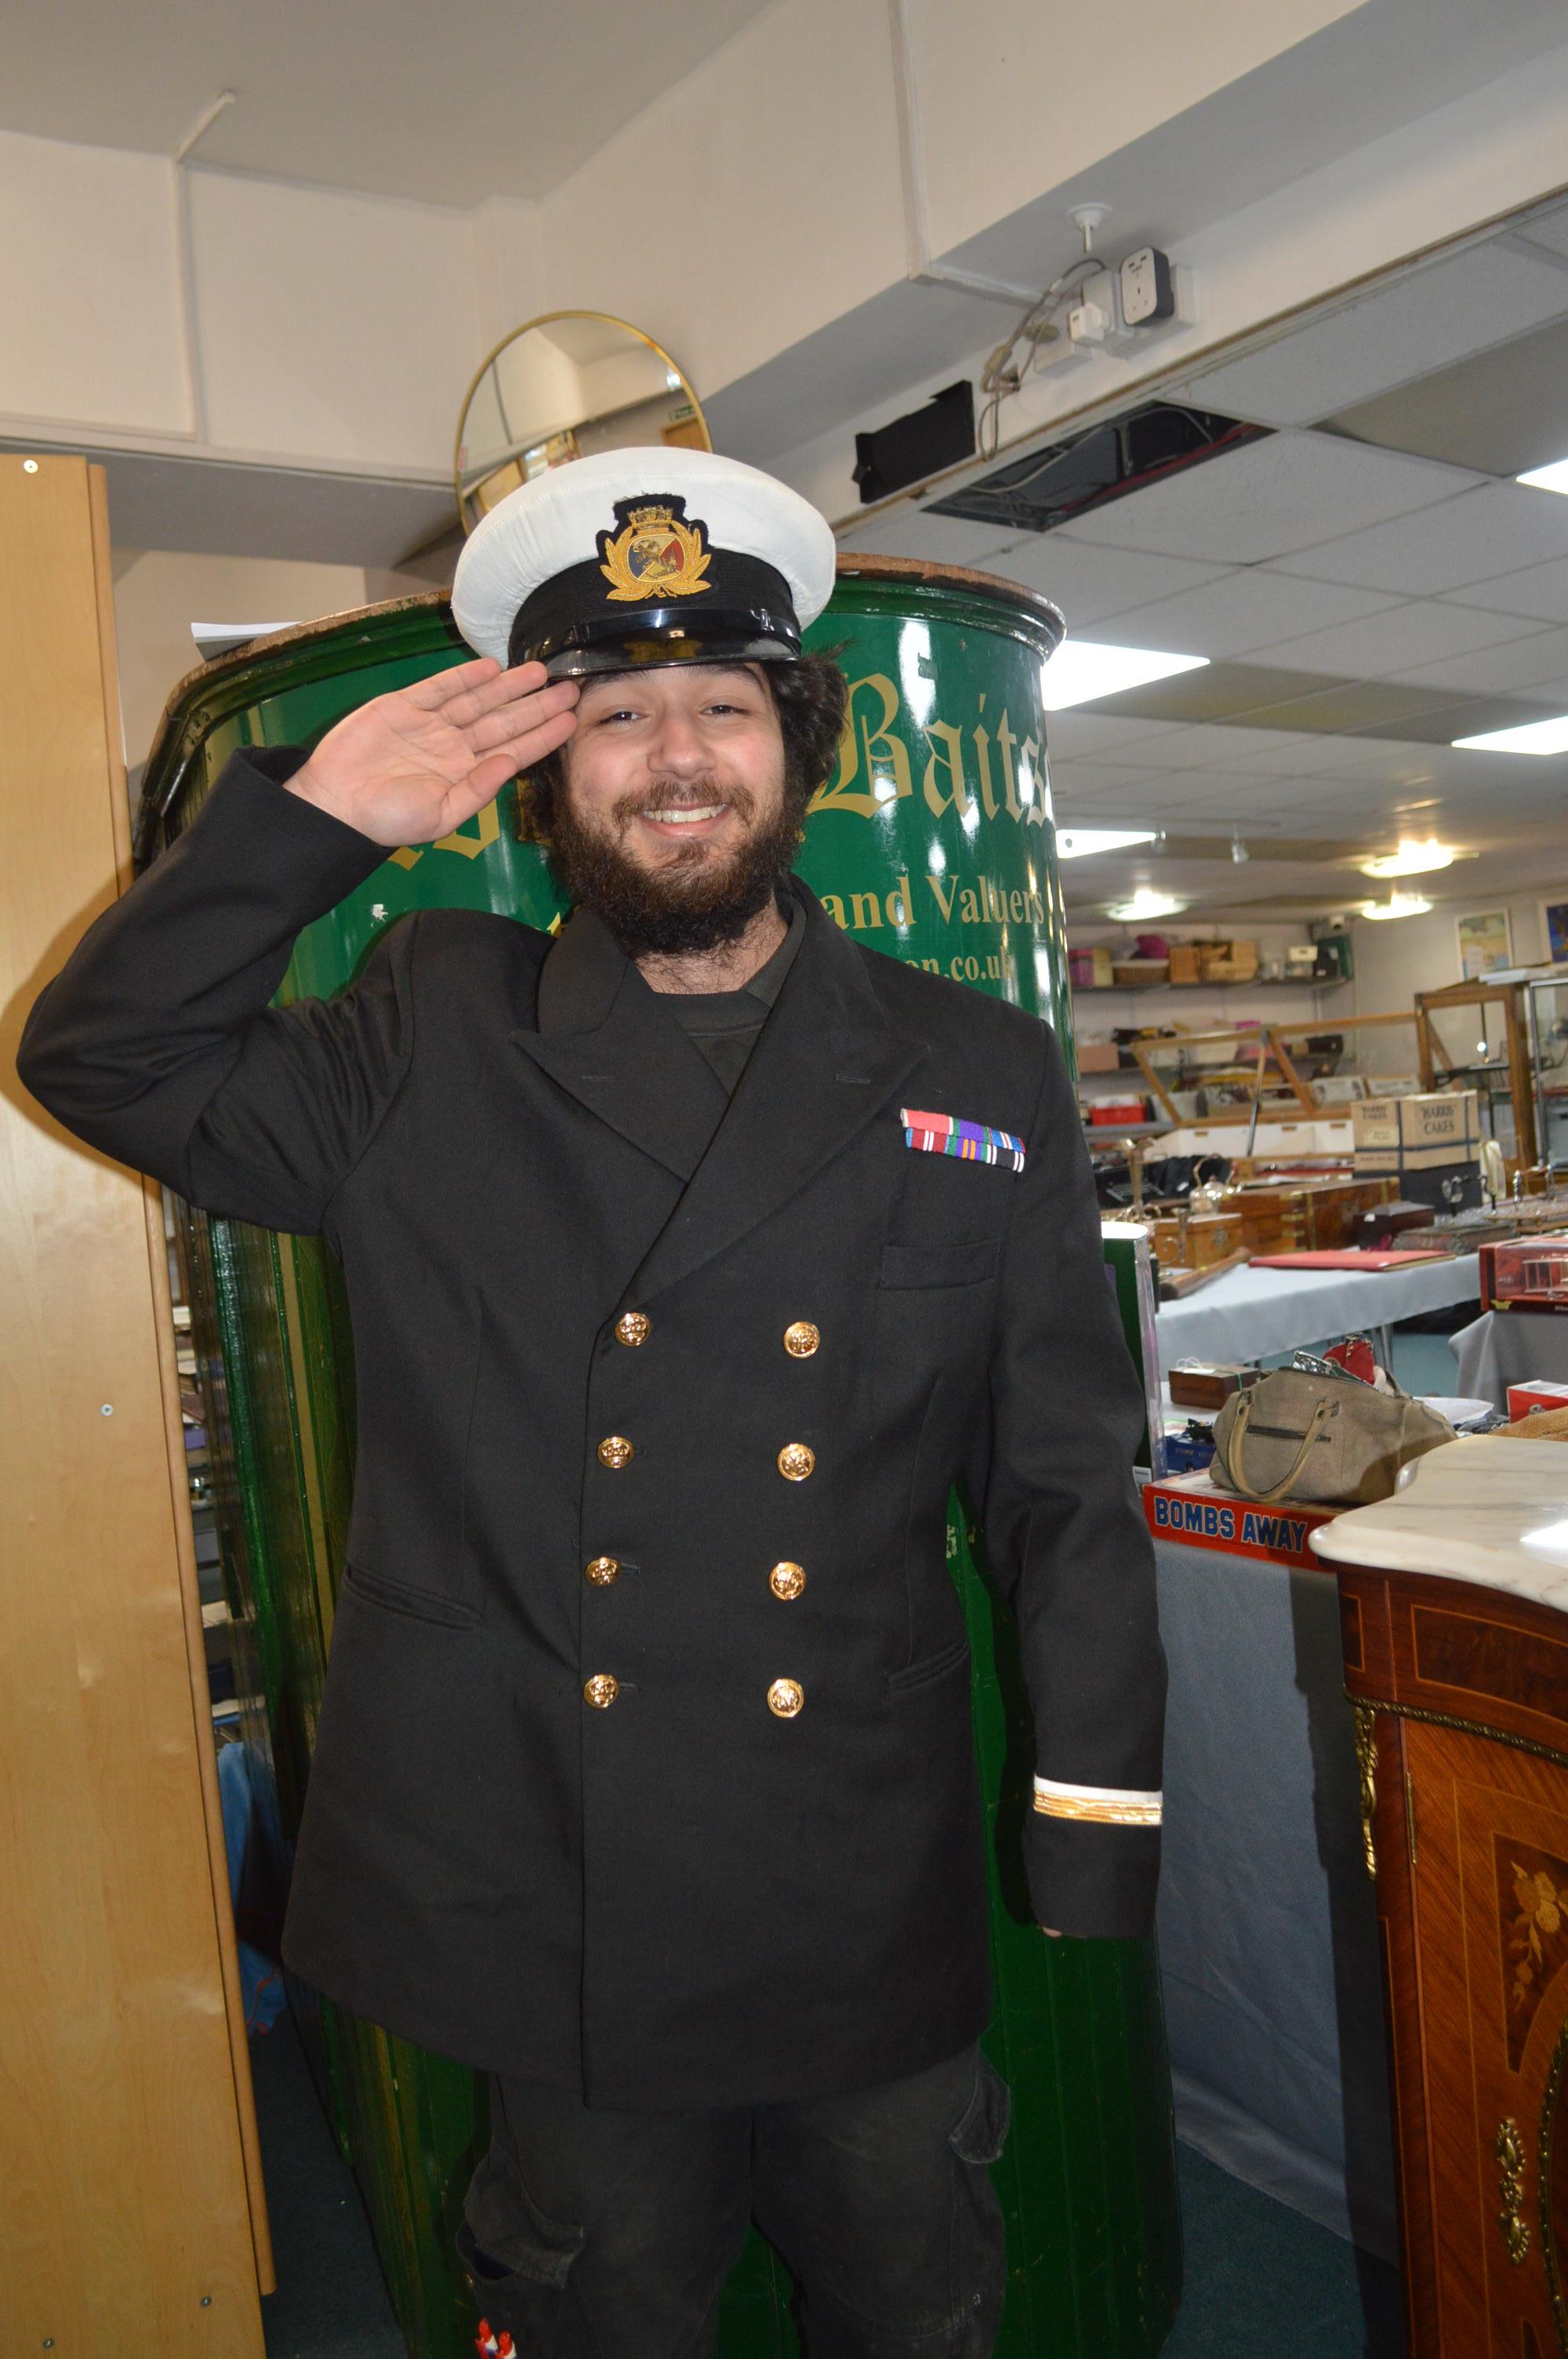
[1107,889,1186,921]
[1517,456,1568,495]
[1359,839,1455,879]
[1056,827,1159,860]
[1043,642,1208,712]
[1453,715,1568,754]
[1361,892,1432,921]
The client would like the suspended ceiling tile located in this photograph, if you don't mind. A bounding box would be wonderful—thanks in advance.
[837,511,1023,565]
[989,535,1229,627]
[1092,569,1402,659]
[1514,204,1568,264]
[1042,762,1171,794]
[1443,554,1568,623]
[1040,711,1186,757]
[1103,720,1332,772]
[1272,479,1568,593]
[1221,676,1483,732]
[1180,241,1568,428]
[1387,622,1568,696]
[1072,660,1348,722]
[1214,733,1399,776]
[1326,312,1568,478]
[1243,599,1544,681]
[1062,432,1481,564]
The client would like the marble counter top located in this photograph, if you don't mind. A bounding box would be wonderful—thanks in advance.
[1308,1435,1568,1608]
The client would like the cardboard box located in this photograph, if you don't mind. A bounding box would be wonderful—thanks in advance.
[1508,1380,1568,1420]
[1199,938,1259,983]
[1077,1040,1121,1074]
[1167,943,1205,985]
[1069,945,1114,989]
[1353,1089,1480,1173]
[1142,1470,1339,1568]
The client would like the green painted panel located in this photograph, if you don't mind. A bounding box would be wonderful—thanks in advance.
[143,576,1178,2359]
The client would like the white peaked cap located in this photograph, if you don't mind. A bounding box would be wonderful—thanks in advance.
[450,445,838,674]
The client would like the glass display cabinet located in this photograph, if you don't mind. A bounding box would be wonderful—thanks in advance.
[1416,980,1539,1169]
[1526,970,1568,1170]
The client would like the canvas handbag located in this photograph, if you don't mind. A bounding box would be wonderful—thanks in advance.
[1209,1363,1454,1507]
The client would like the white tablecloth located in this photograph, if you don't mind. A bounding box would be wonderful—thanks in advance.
[1450,1307,1568,1409]
[1154,1532,1397,2255]
[1156,1252,1480,1369]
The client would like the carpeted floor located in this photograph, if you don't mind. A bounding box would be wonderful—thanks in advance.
[252,2002,1403,2358]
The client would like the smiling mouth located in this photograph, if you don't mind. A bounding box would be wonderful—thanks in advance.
[643,801,728,826]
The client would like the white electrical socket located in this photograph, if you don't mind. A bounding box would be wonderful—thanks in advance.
[1119,246,1175,327]
[1066,267,1118,347]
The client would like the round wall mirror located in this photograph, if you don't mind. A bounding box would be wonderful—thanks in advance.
[455,311,711,533]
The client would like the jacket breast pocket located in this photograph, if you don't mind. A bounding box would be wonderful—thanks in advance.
[879,1235,1000,1292]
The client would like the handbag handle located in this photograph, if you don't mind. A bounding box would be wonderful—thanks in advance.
[1225,1393,1333,1503]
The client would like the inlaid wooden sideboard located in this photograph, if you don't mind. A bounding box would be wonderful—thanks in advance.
[1314,1437,1568,2359]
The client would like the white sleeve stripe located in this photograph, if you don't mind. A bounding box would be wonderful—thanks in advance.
[1033,1776,1162,1826]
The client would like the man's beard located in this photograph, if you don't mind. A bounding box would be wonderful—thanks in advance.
[546,776,804,958]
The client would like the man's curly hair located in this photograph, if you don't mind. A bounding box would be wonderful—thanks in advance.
[511,651,848,846]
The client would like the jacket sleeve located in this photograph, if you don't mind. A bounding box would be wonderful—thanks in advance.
[16,743,414,1236]
[975,1016,1167,1939]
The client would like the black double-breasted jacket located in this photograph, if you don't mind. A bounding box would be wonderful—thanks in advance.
[17,745,1166,2109]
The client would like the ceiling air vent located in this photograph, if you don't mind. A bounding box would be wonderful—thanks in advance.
[924,402,1269,536]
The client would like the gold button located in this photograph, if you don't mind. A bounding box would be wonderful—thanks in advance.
[770,1561,806,1601]
[583,1674,619,1709]
[783,1321,820,1358]
[585,1556,620,1587]
[597,1435,634,1469]
[768,1677,804,1718]
[615,1311,651,1347]
[778,1441,815,1481]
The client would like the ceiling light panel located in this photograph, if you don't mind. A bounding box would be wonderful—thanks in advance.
[1360,841,1455,877]
[1518,456,1568,495]
[1060,431,1481,565]
[1107,889,1187,920]
[1453,714,1568,754]
[1361,892,1435,919]
[1041,644,1208,711]
[1179,242,1568,427]
[1055,828,1160,859]
[1272,478,1568,594]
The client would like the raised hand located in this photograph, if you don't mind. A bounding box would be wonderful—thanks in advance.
[285,657,579,848]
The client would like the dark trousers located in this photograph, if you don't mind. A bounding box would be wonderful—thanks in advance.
[455,2041,1011,2357]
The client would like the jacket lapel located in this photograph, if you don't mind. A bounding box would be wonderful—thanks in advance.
[623,878,922,1309]
[511,906,729,1180]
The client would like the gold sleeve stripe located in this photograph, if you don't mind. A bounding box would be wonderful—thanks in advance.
[1033,1776,1162,1827]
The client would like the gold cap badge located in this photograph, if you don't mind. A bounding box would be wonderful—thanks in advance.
[598,495,713,605]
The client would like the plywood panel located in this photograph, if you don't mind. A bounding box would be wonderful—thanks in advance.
[0,454,267,2356]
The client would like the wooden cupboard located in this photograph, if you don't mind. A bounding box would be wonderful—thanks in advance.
[1333,1547,1568,2355]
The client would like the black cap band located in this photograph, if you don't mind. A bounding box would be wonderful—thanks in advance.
[507,548,801,676]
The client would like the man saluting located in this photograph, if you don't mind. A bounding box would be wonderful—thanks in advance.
[17,448,1165,2359]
